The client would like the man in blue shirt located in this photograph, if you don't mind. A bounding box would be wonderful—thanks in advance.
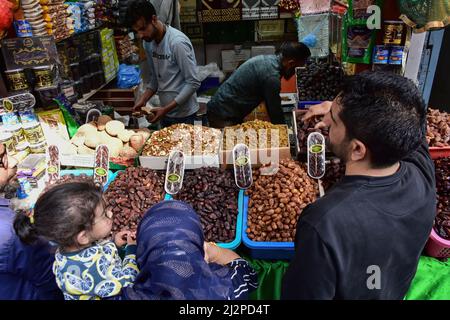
[207,42,311,128]
[0,144,62,300]
[127,0,202,127]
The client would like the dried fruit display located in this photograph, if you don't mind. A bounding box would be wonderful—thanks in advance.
[173,167,239,243]
[297,63,344,102]
[104,167,165,232]
[142,124,221,157]
[427,108,450,147]
[245,159,317,242]
[433,158,450,240]
[223,120,289,150]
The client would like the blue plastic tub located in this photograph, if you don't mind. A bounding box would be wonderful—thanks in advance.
[242,194,295,260]
[60,169,116,191]
[165,190,243,250]
[298,101,323,109]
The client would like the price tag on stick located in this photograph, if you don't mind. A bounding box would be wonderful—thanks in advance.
[233,143,253,189]
[46,145,60,185]
[85,108,101,124]
[164,150,185,195]
[93,145,109,187]
[307,132,326,197]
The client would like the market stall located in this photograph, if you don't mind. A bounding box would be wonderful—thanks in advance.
[1,0,449,301]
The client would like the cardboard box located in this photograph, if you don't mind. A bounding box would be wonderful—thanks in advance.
[221,0,241,22]
[201,0,222,22]
[260,0,279,19]
[256,20,285,41]
[220,124,291,167]
[37,109,70,142]
[201,0,241,22]
[60,154,96,168]
[221,48,251,72]
[180,0,198,23]
[250,45,276,57]
[242,0,261,20]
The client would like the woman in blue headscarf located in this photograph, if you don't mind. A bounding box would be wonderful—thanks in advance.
[122,200,258,300]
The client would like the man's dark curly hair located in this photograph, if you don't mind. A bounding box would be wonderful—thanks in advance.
[337,71,427,168]
[125,0,157,28]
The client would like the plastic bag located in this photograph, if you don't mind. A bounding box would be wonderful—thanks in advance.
[117,64,141,88]
[196,63,225,82]
[296,14,330,58]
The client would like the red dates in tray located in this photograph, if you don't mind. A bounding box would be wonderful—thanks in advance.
[104,167,165,232]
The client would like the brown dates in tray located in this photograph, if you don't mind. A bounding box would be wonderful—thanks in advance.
[427,108,450,148]
[296,112,330,154]
[173,167,239,243]
[245,159,318,242]
[433,158,450,240]
[104,167,165,233]
[43,173,95,193]
[322,158,346,192]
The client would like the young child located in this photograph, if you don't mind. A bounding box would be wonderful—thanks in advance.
[14,182,138,300]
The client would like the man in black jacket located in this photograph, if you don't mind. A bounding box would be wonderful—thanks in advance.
[282,72,436,300]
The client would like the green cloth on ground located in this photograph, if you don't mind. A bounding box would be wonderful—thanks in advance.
[405,256,450,300]
[241,255,450,300]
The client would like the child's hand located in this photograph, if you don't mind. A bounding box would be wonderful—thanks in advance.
[203,242,240,265]
[127,231,137,246]
[114,230,132,247]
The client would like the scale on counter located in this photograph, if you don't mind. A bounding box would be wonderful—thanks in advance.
[232,144,253,189]
[164,150,185,195]
[307,132,326,197]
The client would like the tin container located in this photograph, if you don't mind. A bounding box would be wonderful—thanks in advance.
[87,54,102,74]
[389,46,404,65]
[23,121,46,144]
[29,141,47,154]
[60,80,76,98]
[73,80,83,99]
[15,141,30,152]
[0,131,16,155]
[92,71,104,88]
[4,69,30,92]
[6,124,26,145]
[69,62,81,81]
[383,21,404,45]
[373,45,390,64]
[35,85,59,107]
[1,112,20,126]
[79,62,89,78]
[33,65,55,88]
[19,109,38,124]
[14,20,33,37]
[81,76,91,94]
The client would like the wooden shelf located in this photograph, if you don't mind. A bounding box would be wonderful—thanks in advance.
[78,76,116,103]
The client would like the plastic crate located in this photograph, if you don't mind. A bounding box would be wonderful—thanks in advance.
[60,169,116,191]
[429,147,450,160]
[298,101,323,109]
[425,228,450,259]
[242,194,295,260]
[165,190,243,250]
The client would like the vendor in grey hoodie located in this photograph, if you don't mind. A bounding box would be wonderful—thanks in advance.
[150,0,180,30]
[127,0,201,127]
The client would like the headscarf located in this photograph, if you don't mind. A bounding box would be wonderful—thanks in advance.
[124,200,251,300]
